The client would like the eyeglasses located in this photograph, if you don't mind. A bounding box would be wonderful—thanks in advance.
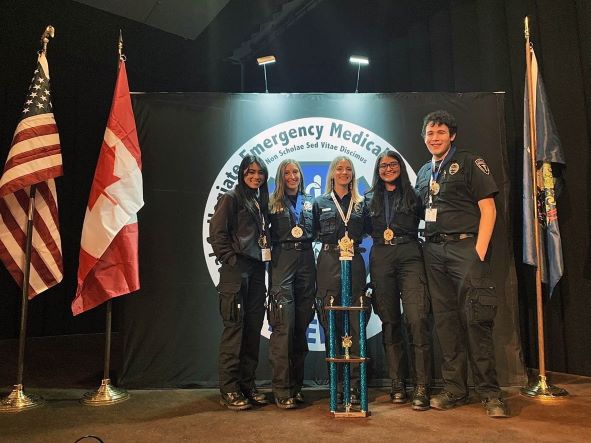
[378,161,400,170]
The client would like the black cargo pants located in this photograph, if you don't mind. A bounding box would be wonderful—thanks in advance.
[217,256,266,394]
[268,244,316,398]
[423,237,501,400]
[369,240,431,385]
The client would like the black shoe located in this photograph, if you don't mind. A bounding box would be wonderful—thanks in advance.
[483,398,509,418]
[294,390,305,403]
[390,380,408,404]
[411,385,430,411]
[275,396,298,409]
[220,392,252,411]
[243,387,269,405]
[350,389,360,405]
[429,391,468,410]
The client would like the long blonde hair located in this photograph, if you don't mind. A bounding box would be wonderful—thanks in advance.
[269,159,306,214]
[324,156,363,203]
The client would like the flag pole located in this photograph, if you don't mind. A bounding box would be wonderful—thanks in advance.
[81,299,129,405]
[81,31,129,406]
[520,16,567,400]
[0,25,56,413]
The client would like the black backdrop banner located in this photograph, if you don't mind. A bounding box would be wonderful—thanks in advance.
[119,92,526,388]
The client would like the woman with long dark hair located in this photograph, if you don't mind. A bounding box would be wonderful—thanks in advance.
[268,159,316,409]
[366,149,431,410]
[313,155,371,405]
[209,154,271,410]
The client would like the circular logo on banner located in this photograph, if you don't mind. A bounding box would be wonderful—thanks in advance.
[202,117,417,351]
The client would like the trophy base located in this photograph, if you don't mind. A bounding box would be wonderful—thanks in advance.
[81,379,130,406]
[331,410,371,418]
[0,385,45,413]
[521,375,569,400]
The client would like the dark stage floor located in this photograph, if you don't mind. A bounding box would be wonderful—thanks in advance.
[1,335,590,442]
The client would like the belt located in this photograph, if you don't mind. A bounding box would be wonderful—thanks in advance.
[373,235,416,246]
[274,242,312,251]
[426,233,476,243]
[322,243,366,253]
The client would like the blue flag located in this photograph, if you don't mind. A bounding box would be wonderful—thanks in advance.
[523,47,565,297]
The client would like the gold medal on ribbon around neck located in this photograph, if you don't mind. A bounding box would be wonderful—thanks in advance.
[383,228,394,241]
[430,182,440,195]
[258,235,268,249]
[291,225,303,239]
[338,232,354,260]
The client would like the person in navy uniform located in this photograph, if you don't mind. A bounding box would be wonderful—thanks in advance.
[365,150,431,410]
[209,154,271,410]
[268,159,316,409]
[312,155,371,405]
[415,110,509,418]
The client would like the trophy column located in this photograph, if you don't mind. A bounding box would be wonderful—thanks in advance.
[324,257,370,418]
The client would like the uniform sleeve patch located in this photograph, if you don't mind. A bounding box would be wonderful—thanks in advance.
[475,158,490,175]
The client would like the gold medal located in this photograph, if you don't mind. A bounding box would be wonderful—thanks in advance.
[383,228,394,241]
[338,232,354,260]
[258,235,268,248]
[430,182,440,195]
[291,225,303,238]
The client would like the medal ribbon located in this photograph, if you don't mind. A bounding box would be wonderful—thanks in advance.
[330,191,354,230]
[428,146,456,206]
[285,194,303,226]
[383,191,397,229]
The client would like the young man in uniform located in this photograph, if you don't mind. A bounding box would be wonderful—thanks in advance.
[415,110,509,418]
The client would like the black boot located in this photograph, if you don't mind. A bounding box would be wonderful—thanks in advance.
[243,387,269,405]
[220,392,252,411]
[390,380,407,404]
[275,396,298,409]
[411,385,430,411]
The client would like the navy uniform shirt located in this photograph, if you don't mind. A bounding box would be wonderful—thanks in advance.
[269,193,315,243]
[364,189,421,240]
[312,192,370,245]
[415,149,498,236]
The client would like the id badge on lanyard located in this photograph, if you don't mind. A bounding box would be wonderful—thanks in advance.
[255,200,272,262]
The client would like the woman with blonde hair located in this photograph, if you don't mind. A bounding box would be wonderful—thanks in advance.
[267,159,316,409]
[312,155,371,405]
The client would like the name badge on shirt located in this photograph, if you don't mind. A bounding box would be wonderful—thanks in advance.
[425,207,438,222]
[261,248,272,262]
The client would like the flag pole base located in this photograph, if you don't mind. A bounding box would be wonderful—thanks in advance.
[520,374,569,400]
[81,378,129,406]
[0,384,45,413]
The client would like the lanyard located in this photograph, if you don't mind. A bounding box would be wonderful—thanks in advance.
[383,191,397,229]
[430,146,456,184]
[428,146,456,207]
[285,194,303,225]
[253,199,266,235]
[330,191,354,229]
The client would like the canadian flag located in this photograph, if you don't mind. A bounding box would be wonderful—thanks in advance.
[72,59,143,315]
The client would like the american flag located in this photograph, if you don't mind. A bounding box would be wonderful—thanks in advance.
[0,51,63,298]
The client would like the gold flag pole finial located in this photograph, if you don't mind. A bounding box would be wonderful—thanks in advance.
[524,16,529,40]
[118,29,124,59]
[40,25,55,54]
